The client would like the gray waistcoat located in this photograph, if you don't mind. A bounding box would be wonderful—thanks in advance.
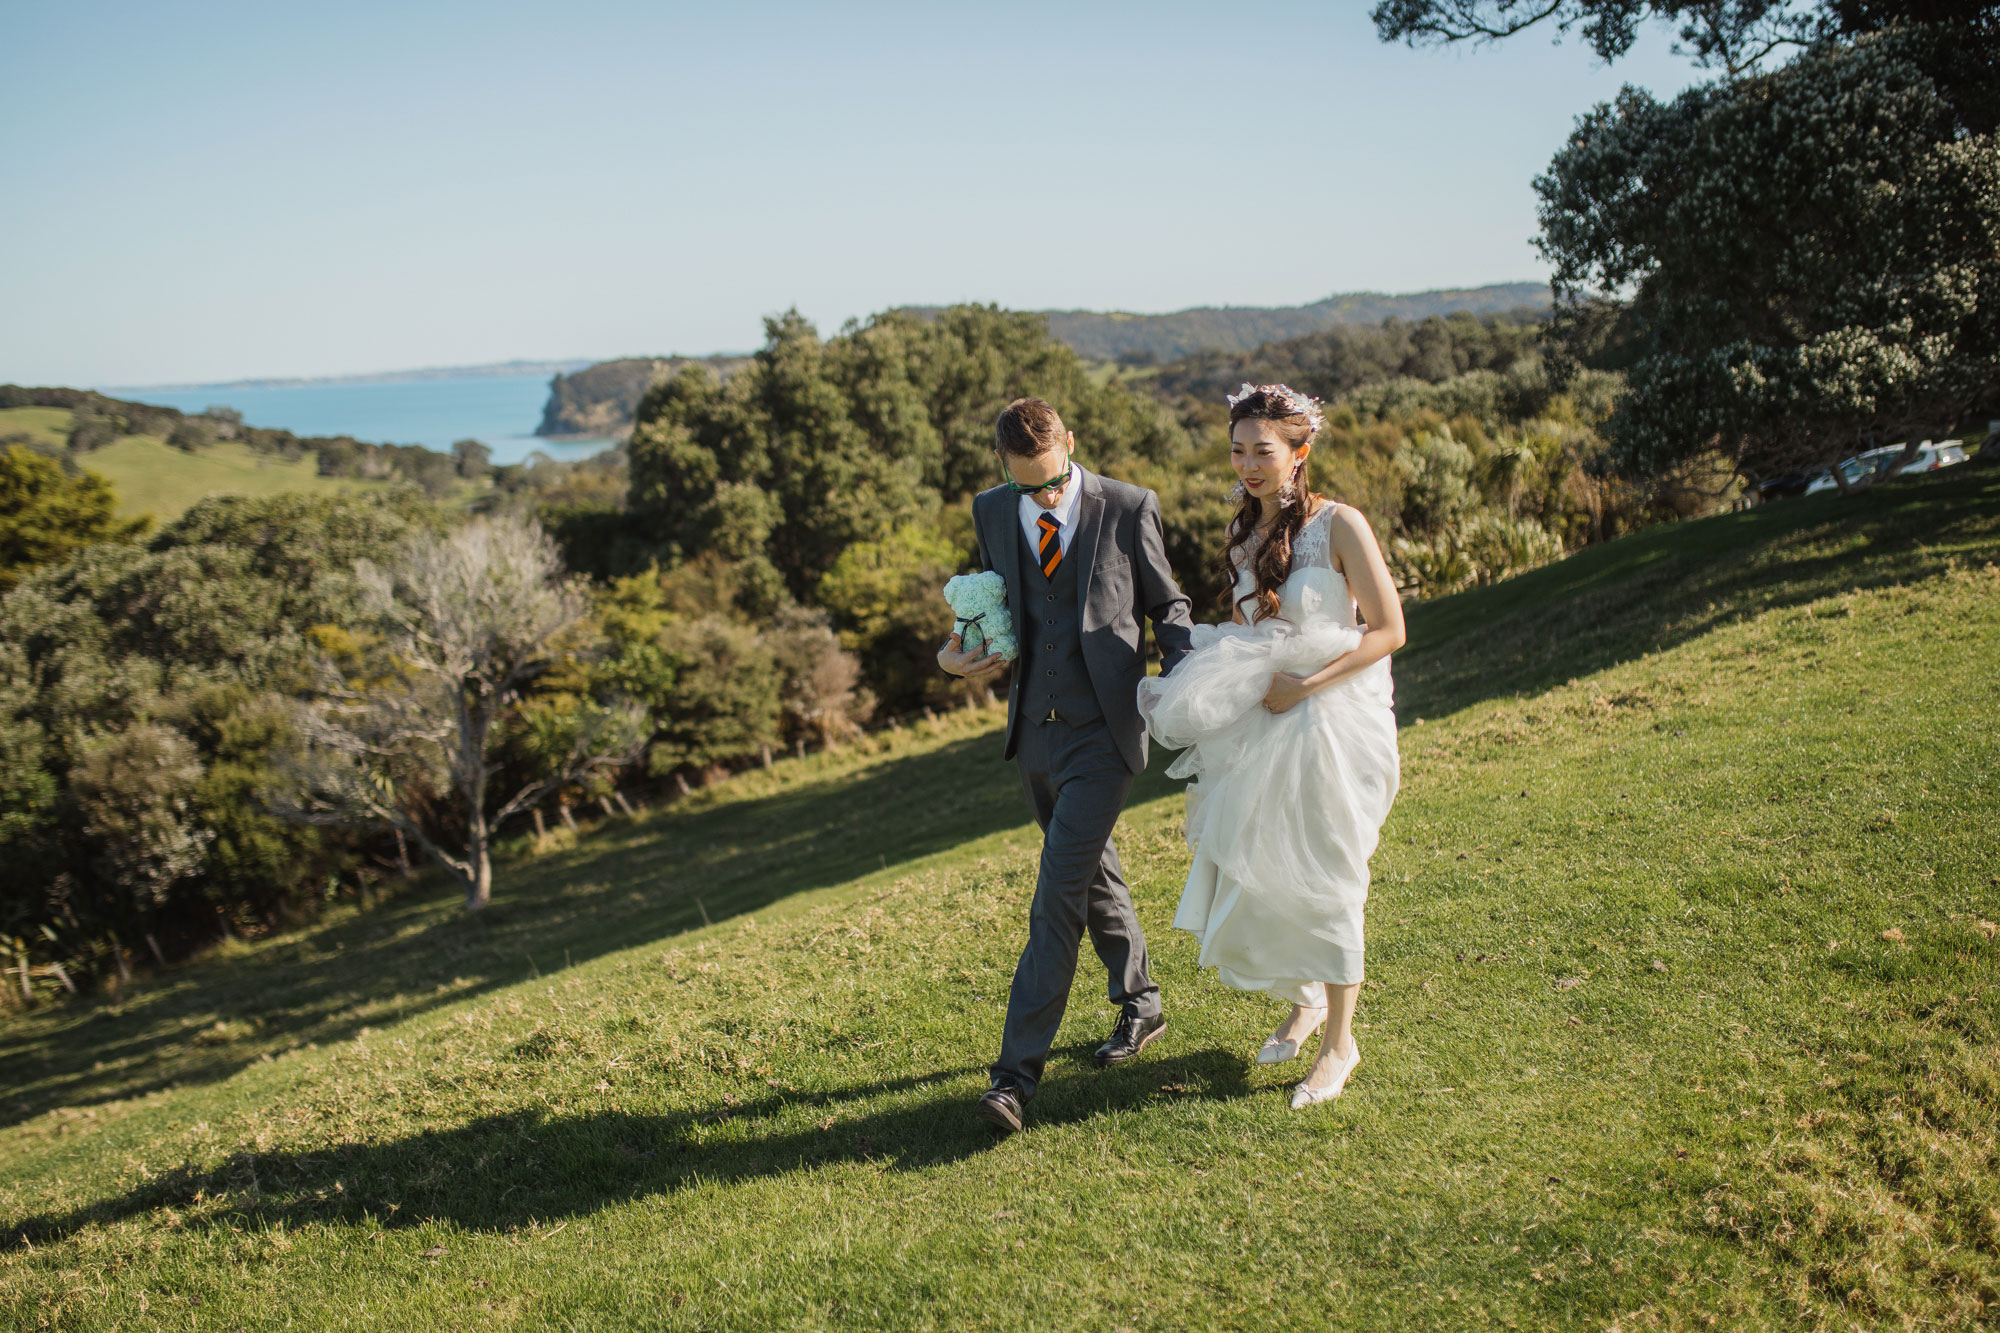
[1015,520,1103,725]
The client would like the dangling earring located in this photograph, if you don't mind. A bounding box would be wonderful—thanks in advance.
[1277,464,1300,508]
[1227,479,1246,503]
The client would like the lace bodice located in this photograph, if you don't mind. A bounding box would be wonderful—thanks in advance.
[1231,502,1355,627]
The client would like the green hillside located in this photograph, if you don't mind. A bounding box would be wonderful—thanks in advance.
[541,286,1552,438]
[2,469,1996,1330]
[1,406,379,524]
[83,434,374,522]
[1036,282,1551,363]
[0,406,73,451]
[0,404,482,526]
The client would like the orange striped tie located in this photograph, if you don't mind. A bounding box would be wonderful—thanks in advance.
[1037,514,1062,579]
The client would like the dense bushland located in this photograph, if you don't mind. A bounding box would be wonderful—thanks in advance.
[0,301,1741,998]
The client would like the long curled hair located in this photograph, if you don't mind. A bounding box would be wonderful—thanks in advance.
[1219,388,1323,623]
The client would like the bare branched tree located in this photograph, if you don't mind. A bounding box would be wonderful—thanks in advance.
[1371,1,1829,77]
[273,515,646,910]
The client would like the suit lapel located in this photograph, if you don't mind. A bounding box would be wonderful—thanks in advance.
[1071,468,1105,621]
[989,490,1028,652]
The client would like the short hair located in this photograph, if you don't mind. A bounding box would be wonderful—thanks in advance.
[994,398,1068,458]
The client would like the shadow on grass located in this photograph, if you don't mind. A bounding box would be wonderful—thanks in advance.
[0,727,1058,1129]
[0,721,1192,1132]
[1397,465,2000,721]
[2,1047,1253,1245]
[29,464,1987,1136]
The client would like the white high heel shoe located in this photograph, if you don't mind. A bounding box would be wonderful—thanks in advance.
[1256,1005,1327,1065]
[1290,1037,1360,1108]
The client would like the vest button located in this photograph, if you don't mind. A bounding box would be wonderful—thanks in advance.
[1046,594,1056,602]
[1044,644,1054,651]
[1046,669,1055,677]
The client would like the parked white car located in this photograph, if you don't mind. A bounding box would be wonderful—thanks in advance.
[1803,441,1968,495]
[1899,441,1968,473]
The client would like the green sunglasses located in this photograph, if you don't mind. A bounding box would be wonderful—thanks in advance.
[1000,460,1073,496]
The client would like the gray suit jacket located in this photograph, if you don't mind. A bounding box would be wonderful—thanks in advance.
[973,468,1196,774]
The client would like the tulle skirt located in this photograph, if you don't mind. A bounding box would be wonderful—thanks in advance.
[1137,617,1399,1002]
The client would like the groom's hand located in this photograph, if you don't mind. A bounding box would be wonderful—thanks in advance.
[939,633,1009,686]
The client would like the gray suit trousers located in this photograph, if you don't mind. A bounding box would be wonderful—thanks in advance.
[991,717,1161,1101]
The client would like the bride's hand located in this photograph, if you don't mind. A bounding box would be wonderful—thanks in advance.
[1262,672,1312,714]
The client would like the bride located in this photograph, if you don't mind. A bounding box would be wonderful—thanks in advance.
[1137,383,1405,1107]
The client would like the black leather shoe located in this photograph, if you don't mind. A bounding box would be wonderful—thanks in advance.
[1094,1010,1166,1067]
[975,1081,1025,1134]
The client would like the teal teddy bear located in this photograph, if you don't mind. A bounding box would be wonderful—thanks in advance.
[942,571,1018,661]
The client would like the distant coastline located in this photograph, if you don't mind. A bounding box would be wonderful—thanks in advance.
[108,370,608,465]
[95,282,1554,450]
[106,358,599,395]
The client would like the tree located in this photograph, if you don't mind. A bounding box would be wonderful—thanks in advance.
[0,643,58,876]
[154,489,440,630]
[1534,27,2000,481]
[400,448,461,499]
[68,725,213,942]
[166,417,220,452]
[277,515,644,911]
[452,438,493,479]
[625,305,1191,599]
[764,604,870,748]
[1372,0,1998,75]
[0,492,437,980]
[581,570,781,782]
[816,522,962,713]
[644,617,782,781]
[0,446,146,591]
[1396,428,1480,538]
[184,684,339,930]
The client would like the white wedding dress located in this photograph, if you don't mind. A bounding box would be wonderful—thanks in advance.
[1136,502,1400,1006]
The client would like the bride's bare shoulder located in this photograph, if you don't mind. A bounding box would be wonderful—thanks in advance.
[1325,503,1384,557]
[1306,498,1350,530]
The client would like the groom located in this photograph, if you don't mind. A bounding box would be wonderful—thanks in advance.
[939,397,1195,1133]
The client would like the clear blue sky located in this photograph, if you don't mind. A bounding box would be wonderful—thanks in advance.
[0,2,1702,387]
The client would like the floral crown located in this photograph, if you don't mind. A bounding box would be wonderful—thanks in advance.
[1226,382,1324,439]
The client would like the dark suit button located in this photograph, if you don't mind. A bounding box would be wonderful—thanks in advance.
[1046,595,1056,603]
[1044,644,1054,651]
[1046,669,1055,677]
[1045,618,1055,626]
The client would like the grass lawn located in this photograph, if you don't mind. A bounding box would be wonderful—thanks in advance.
[2,468,1996,1331]
[0,408,75,451]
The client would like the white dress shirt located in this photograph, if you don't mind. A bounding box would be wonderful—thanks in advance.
[1016,462,1085,560]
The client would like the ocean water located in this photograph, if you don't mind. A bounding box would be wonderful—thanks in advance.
[113,370,615,466]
